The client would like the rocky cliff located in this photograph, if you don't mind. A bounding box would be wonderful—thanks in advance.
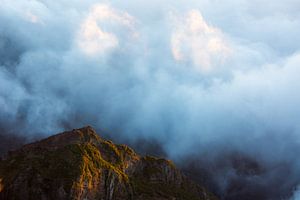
[0,126,217,200]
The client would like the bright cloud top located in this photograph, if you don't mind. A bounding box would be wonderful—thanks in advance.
[77,4,137,56]
[171,9,231,72]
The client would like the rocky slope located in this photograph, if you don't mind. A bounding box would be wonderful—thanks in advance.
[0,126,218,200]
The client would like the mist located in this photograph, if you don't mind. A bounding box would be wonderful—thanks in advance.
[1,0,300,199]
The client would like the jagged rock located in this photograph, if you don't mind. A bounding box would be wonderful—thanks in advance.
[0,126,218,200]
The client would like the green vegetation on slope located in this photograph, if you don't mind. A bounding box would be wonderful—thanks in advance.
[0,127,218,200]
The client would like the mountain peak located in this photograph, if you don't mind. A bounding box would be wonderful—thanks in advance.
[19,126,101,152]
[75,125,97,136]
[47,125,100,143]
[0,127,218,200]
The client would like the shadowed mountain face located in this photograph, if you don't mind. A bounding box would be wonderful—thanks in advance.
[0,126,217,200]
[180,153,298,200]
[0,133,25,156]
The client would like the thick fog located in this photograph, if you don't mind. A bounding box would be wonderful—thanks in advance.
[1,0,300,199]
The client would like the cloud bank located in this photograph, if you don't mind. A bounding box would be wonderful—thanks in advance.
[1,0,300,199]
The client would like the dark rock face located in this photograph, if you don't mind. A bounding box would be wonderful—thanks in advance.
[0,126,217,200]
[0,133,25,157]
[180,152,297,200]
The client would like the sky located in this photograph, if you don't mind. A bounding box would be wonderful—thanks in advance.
[1,0,300,199]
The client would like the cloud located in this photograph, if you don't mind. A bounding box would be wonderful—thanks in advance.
[76,4,137,56]
[171,9,231,72]
[1,0,300,198]
[291,187,300,200]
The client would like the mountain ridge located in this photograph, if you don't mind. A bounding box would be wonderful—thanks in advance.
[0,126,218,200]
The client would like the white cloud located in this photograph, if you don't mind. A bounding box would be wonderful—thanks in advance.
[171,9,232,73]
[76,4,137,56]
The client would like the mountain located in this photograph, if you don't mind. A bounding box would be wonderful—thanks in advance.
[0,126,218,200]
